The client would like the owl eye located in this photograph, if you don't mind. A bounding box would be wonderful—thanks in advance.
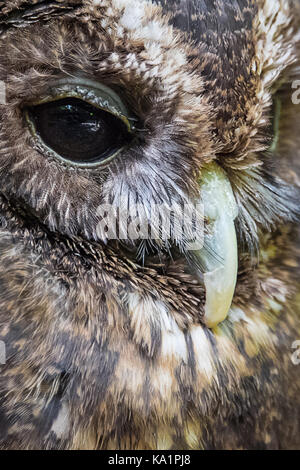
[24,79,135,167]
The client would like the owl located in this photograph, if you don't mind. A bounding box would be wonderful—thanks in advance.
[0,0,299,450]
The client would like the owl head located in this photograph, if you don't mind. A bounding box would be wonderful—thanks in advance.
[0,0,299,450]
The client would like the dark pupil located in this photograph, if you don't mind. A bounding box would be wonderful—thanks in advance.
[28,98,131,164]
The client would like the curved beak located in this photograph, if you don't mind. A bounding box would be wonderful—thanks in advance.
[194,163,238,329]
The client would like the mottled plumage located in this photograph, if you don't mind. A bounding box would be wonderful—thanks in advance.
[0,0,299,449]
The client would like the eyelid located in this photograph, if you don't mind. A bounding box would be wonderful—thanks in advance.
[30,77,134,132]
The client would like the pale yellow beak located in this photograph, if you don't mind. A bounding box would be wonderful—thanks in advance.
[195,163,238,329]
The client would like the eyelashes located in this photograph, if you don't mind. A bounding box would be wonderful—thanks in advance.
[24,79,136,168]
